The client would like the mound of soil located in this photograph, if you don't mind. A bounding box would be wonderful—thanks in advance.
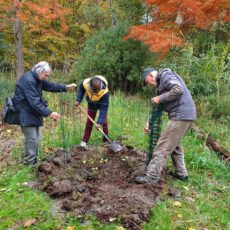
[36,144,165,229]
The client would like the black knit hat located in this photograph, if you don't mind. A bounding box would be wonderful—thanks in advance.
[142,67,156,84]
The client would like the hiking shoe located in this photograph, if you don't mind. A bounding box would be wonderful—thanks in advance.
[80,141,89,150]
[169,171,188,181]
[135,176,160,185]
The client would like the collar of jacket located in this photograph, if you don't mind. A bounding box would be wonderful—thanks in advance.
[156,68,172,86]
[31,70,41,82]
[83,77,109,102]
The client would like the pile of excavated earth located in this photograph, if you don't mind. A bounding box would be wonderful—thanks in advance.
[36,145,166,229]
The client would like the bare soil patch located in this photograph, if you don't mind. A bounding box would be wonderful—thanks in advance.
[36,145,165,229]
[0,124,21,168]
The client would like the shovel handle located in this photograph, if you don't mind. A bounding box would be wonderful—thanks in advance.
[78,105,112,144]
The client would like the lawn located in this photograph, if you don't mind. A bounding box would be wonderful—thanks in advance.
[0,80,229,230]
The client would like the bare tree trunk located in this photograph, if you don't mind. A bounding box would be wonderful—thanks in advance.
[13,0,24,80]
[108,0,116,26]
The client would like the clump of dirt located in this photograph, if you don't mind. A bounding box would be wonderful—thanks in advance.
[36,144,165,229]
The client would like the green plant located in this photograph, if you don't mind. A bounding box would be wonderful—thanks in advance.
[73,22,152,93]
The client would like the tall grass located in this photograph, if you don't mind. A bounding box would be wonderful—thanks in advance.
[0,72,15,107]
[42,90,151,152]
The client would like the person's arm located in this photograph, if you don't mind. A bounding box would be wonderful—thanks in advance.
[76,82,85,104]
[97,93,109,125]
[157,73,183,104]
[42,80,67,92]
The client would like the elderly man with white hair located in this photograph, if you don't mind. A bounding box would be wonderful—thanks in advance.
[13,61,76,165]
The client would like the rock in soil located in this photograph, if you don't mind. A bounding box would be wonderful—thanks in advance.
[36,145,165,229]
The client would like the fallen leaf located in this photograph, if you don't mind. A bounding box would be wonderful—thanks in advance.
[116,226,126,230]
[6,129,12,134]
[0,188,11,192]
[66,227,75,230]
[24,218,36,227]
[183,186,189,191]
[187,227,196,230]
[177,214,183,218]
[109,217,117,222]
[173,201,181,207]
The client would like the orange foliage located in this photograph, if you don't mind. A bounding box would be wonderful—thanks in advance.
[125,0,230,56]
[0,0,70,34]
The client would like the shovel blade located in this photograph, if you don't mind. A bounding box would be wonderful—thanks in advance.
[110,142,123,153]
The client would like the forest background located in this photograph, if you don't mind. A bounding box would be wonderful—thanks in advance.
[0,0,229,124]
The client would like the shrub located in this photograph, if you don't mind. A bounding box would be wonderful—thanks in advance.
[72,22,153,93]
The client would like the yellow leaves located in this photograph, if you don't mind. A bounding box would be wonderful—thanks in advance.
[187,228,196,230]
[183,186,189,191]
[66,227,75,230]
[116,226,126,230]
[80,23,91,33]
[173,201,182,207]
[42,146,56,154]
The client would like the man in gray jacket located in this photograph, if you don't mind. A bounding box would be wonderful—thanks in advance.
[135,67,196,185]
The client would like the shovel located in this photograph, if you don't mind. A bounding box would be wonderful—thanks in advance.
[78,105,123,153]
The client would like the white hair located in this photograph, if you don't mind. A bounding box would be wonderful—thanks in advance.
[150,70,158,77]
[32,61,51,74]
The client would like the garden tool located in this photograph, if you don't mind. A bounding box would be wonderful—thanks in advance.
[78,105,123,153]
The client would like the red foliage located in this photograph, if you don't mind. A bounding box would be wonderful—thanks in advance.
[125,0,230,56]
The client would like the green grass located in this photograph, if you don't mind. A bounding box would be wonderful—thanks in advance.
[0,79,229,229]
[42,90,150,151]
[0,165,62,230]
[144,133,230,230]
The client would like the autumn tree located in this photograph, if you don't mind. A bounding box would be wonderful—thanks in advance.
[0,0,70,79]
[125,0,230,56]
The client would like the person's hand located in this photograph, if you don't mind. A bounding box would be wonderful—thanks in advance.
[75,101,81,107]
[96,124,102,130]
[151,96,160,105]
[66,83,77,91]
[144,120,150,134]
[50,112,61,121]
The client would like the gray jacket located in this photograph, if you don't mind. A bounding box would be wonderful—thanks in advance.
[156,68,196,121]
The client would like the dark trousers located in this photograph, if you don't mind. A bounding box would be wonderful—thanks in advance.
[83,108,108,142]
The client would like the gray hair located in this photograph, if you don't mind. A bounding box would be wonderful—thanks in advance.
[32,61,51,74]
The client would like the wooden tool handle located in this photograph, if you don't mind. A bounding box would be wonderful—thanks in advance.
[78,105,112,144]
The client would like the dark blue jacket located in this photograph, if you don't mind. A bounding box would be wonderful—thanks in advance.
[13,70,66,127]
[76,82,109,125]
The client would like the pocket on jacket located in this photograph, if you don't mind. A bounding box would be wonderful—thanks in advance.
[19,110,42,126]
